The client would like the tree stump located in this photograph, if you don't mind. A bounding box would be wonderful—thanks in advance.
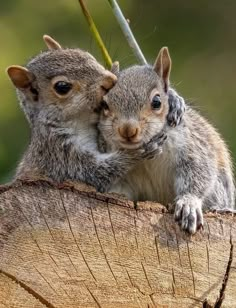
[0,180,235,308]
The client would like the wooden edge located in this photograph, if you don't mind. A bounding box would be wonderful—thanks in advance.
[0,178,134,208]
[0,178,235,218]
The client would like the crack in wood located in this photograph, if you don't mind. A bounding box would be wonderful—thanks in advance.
[106,202,138,289]
[58,191,97,282]
[34,266,59,296]
[154,235,161,265]
[141,261,152,291]
[36,200,56,242]
[203,300,213,308]
[163,214,172,269]
[214,234,234,308]
[174,228,183,269]
[206,243,210,274]
[186,241,196,297]
[90,206,118,284]
[0,268,56,308]
[12,194,44,254]
[84,284,102,308]
[172,268,176,291]
[106,203,119,249]
[133,213,140,251]
[149,293,156,306]
[46,252,76,300]
[203,234,234,308]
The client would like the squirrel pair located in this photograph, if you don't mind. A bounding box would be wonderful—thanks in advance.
[8,36,234,234]
[7,35,184,194]
[98,47,235,234]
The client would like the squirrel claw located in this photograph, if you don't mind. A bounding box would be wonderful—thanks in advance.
[141,143,161,160]
[167,89,186,127]
[174,195,203,234]
[142,132,167,160]
[150,132,167,146]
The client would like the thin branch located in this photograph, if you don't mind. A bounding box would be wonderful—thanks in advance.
[78,0,113,68]
[107,0,147,65]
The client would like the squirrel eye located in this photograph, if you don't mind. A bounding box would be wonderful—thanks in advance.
[54,81,72,95]
[151,94,162,110]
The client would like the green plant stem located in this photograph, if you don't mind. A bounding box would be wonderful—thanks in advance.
[78,0,113,68]
[107,0,147,65]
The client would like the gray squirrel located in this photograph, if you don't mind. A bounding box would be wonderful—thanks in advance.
[6,36,185,193]
[98,47,235,233]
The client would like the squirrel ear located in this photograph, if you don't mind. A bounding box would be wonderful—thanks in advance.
[153,47,172,92]
[43,35,62,50]
[6,65,34,89]
[110,61,120,76]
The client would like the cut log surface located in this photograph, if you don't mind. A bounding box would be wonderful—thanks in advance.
[0,180,235,308]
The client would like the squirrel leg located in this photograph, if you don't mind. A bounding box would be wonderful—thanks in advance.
[167,88,186,127]
[173,156,216,234]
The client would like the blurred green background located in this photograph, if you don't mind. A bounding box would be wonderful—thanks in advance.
[0,0,235,183]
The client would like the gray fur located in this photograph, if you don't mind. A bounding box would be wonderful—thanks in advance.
[98,64,235,234]
[10,48,164,192]
[8,44,186,194]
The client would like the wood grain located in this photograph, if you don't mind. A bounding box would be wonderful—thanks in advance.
[0,180,235,308]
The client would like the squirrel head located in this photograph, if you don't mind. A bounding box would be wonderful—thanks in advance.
[6,35,117,126]
[99,47,171,150]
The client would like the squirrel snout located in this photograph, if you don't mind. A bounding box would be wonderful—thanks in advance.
[118,123,140,140]
[101,72,117,92]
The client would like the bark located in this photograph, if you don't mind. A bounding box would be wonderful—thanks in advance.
[0,179,235,308]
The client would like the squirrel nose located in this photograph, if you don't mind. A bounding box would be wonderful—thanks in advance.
[101,72,117,92]
[118,123,139,139]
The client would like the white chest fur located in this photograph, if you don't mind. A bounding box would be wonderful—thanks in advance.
[110,128,181,204]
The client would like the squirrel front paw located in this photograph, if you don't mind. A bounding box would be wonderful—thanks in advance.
[142,132,167,159]
[174,195,203,234]
[167,88,186,127]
